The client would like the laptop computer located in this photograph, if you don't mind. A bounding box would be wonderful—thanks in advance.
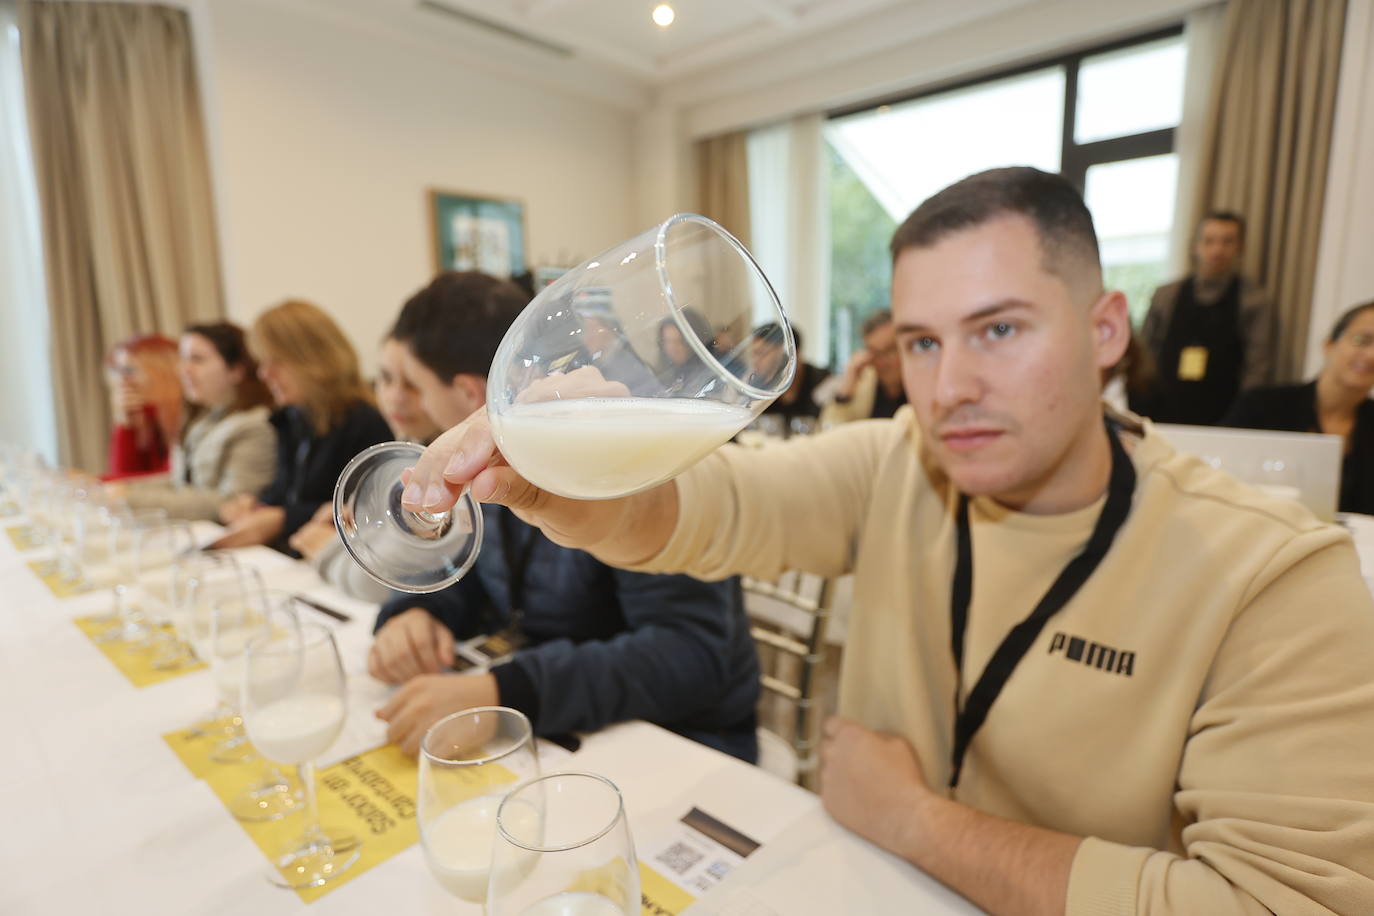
[1154,423,1343,522]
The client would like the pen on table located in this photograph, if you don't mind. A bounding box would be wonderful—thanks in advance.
[292,593,352,622]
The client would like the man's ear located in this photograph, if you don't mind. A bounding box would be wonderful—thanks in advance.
[1091,290,1131,372]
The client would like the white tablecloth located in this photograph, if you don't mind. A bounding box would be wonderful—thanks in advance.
[0,518,832,915]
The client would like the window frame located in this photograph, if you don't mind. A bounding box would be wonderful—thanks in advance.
[826,23,1185,191]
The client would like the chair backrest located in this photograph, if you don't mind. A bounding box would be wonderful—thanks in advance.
[743,570,832,786]
[1156,423,1342,521]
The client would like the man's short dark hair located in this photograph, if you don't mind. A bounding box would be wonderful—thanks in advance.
[1200,210,1246,243]
[889,167,1101,295]
[751,321,801,353]
[860,310,892,338]
[390,271,530,382]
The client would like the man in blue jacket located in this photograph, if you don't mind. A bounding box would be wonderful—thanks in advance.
[370,271,760,762]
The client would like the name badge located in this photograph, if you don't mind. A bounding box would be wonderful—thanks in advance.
[1178,346,1209,381]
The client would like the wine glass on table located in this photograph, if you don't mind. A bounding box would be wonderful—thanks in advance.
[486,772,640,916]
[418,707,541,904]
[335,213,795,592]
[242,618,358,889]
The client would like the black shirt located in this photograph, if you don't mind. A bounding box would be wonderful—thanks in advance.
[762,363,830,419]
[1222,381,1374,515]
[261,400,393,554]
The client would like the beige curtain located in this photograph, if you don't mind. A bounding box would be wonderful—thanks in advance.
[20,1,225,471]
[1191,0,1347,382]
[695,131,752,248]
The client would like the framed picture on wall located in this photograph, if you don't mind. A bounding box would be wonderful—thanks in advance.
[429,189,526,279]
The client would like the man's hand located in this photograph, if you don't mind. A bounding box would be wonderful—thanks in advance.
[375,672,499,756]
[820,716,1080,916]
[368,607,457,684]
[398,386,678,566]
[819,717,930,861]
[218,493,260,525]
[288,504,337,559]
[206,505,284,549]
[836,349,874,400]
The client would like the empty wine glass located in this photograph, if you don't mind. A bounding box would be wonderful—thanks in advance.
[242,619,359,889]
[333,441,484,593]
[419,707,541,903]
[336,213,794,593]
[118,520,194,649]
[94,508,169,641]
[487,772,639,916]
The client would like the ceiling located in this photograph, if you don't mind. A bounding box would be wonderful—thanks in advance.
[407,0,912,83]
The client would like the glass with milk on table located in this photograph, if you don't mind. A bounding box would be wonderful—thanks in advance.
[334,213,795,593]
[418,707,541,903]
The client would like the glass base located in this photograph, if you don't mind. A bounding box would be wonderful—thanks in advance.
[231,777,305,823]
[266,828,361,890]
[210,734,256,765]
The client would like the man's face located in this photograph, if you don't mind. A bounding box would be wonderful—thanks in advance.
[864,322,901,389]
[396,345,483,430]
[748,338,785,381]
[892,215,1127,505]
[1194,219,1243,279]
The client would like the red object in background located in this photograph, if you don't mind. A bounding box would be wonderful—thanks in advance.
[102,405,170,481]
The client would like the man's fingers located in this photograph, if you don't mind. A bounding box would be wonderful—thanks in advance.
[376,682,410,721]
[431,623,455,671]
[401,416,489,512]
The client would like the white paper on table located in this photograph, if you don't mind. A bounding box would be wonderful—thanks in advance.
[640,807,758,899]
[682,808,986,916]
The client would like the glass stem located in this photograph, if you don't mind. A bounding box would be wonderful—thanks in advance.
[300,761,324,843]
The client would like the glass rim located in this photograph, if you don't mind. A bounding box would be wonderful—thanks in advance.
[332,440,485,595]
[654,212,797,402]
[244,617,333,658]
[419,705,534,769]
[495,770,625,853]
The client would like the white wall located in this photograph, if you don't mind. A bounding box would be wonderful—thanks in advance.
[1307,0,1374,374]
[205,0,636,372]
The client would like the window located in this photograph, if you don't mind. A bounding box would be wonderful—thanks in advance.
[821,27,1187,364]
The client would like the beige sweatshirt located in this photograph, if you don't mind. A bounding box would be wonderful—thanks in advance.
[634,407,1374,914]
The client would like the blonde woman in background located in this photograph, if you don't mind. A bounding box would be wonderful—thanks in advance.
[103,334,182,479]
[210,300,391,554]
[289,332,441,600]
[109,323,278,520]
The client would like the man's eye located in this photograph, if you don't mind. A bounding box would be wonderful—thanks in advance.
[910,336,939,354]
[984,321,1016,340]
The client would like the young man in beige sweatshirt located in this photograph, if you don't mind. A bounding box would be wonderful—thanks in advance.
[400,168,1374,915]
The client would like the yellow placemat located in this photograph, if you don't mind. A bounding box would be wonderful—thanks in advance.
[6,524,46,552]
[72,615,205,687]
[641,863,697,916]
[163,725,422,902]
[27,560,95,599]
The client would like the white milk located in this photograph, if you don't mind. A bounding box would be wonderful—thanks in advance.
[425,793,539,901]
[519,892,624,916]
[492,397,752,500]
[244,692,344,764]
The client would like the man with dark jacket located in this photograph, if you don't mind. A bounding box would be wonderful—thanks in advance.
[370,271,760,762]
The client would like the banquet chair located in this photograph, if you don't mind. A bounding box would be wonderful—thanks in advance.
[743,569,834,789]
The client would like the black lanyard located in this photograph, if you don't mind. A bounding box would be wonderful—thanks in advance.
[947,419,1136,789]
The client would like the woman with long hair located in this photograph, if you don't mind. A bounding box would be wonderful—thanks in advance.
[109,323,278,519]
[1224,300,1374,514]
[210,300,391,553]
[103,334,182,479]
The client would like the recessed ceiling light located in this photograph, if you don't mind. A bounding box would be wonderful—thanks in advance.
[652,3,675,28]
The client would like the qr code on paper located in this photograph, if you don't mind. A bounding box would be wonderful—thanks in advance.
[656,841,704,875]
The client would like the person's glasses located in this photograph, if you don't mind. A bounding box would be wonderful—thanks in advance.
[418,707,541,903]
[486,771,639,915]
